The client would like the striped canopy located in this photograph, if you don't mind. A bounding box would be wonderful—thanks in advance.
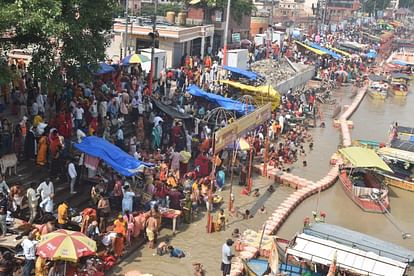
[121,53,150,65]
[36,229,97,262]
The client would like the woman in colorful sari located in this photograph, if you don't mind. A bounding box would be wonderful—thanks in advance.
[36,133,48,166]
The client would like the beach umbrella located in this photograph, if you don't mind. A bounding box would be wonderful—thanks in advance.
[37,229,97,262]
[121,54,150,65]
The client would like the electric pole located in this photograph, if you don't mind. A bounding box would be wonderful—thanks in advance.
[124,0,129,58]
[148,0,158,95]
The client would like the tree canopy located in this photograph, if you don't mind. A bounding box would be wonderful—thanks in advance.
[0,0,118,87]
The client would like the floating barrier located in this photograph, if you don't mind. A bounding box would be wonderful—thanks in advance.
[231,85,368,276]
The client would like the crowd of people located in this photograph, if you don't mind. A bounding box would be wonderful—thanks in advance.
[0,20,387,276]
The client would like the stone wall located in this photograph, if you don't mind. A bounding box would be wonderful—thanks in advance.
[275,65,315,94]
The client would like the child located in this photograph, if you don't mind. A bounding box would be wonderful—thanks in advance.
[168,245,185,258]
[157,237,170,256]
[303,160,307,167]
[231,228,240,239]
[252,189,260,197]
[259,205,267,214]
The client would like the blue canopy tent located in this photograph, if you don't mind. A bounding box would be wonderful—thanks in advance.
[74,136,153,176]
[366,50,377,59]
[309,43,342,59]
[223,66,258,81]
[93,62,116,75]
[187,85,254,114]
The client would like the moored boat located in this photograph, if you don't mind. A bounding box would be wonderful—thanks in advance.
[390,82,409,96]
[338,147,392,213]
[377,147,414,191]
[368,77,389,100]
[389,73,410,96]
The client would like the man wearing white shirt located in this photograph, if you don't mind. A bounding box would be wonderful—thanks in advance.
[68,160,77,194]
[74,104,84,130]
[22,233,37,276]
[37,179,54,201]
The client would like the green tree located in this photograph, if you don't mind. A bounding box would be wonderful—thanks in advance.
[399,0,414,8]
[186,0,256,25]
[363,0,391,17]
[0,0,117,88]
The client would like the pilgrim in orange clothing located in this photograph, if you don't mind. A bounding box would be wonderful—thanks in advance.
[36,134,48,166]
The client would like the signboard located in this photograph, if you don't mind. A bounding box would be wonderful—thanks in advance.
[214,103,272,152]
[232,33,241,43]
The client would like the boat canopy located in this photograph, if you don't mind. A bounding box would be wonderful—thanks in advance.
[220,80,281,108]
[339,147,393,172]
[391,72,411,80]
[223,65,258,81]
[397,126,414,135]
[391,139,414,153]
[287,233,408,276]
[294,41,327,56]
[304,223,414,264]
[377,147,414,164]
[369,75,388,82]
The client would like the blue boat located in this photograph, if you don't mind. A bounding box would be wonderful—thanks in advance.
[279,263,323,276]
[244,259,269,276]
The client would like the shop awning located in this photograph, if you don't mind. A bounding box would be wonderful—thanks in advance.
[377,147,414,164]
[287,233,408,276]
[294,41,326,56]
[339,147,393,172]
[152,99,192,119]
[391,60,414,66]
[309,43,342,59]
[187,85,254,114]
[75,136,153,176]
[326,45,352,57]
[223,66,258,81]
[220,80,280,108]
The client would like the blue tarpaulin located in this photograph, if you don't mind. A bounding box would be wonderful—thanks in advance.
[410,136,414,142]
[309,43,342,59]
[75,136,153,176]
[391,60,414,66]
[366,50,377,59]
[187,85,254,114]
[94,62,116,75]
[223,66,258,81]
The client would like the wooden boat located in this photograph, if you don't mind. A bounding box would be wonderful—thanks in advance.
[390,82,408,96]
[368,80,388,100]
[338,147,392,213]
[377,147,414,191]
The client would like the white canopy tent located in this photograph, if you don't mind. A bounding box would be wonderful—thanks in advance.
[286,233,408,276]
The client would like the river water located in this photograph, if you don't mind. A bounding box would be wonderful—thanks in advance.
[117,86,414,275]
